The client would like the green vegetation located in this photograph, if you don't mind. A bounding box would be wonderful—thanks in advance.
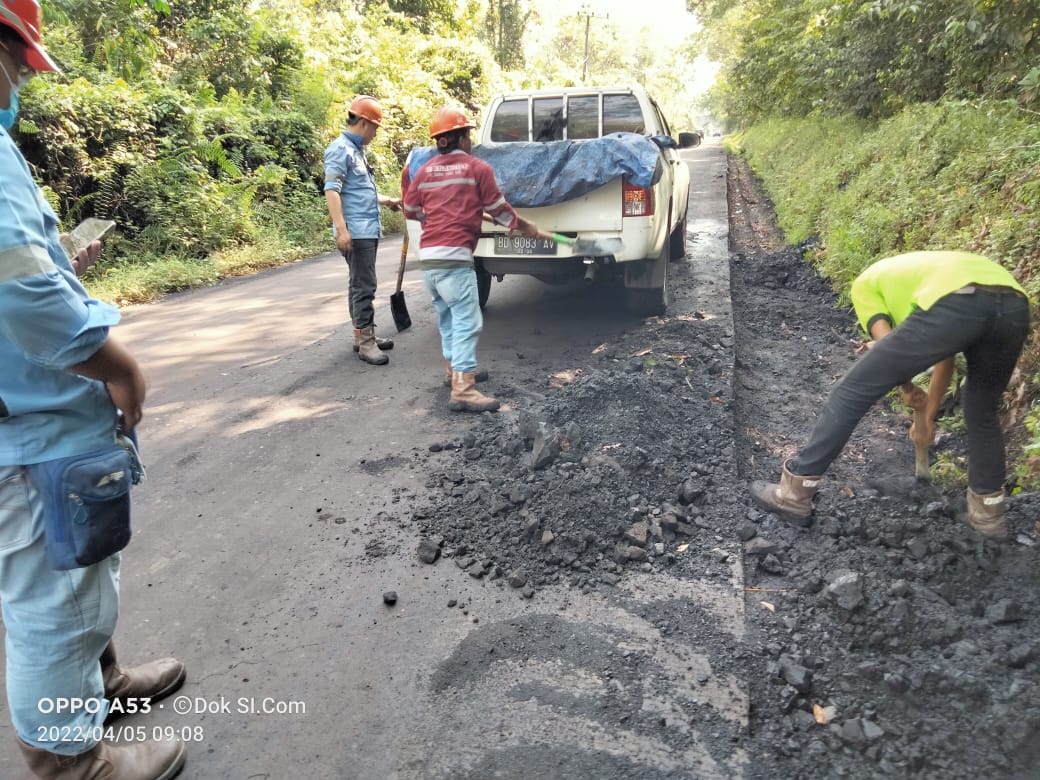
[21,0,502,303]
[694,0,1040,487]
[690,0,1040,123]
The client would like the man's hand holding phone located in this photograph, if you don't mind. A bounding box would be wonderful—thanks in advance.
[69,240,101,276]
[60,218,116,277]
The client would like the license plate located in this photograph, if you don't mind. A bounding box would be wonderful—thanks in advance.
[493,235,558,255]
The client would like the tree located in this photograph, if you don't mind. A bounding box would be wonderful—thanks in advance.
[690,0,1040,124]
[386,0,458,34]
[483,0,532,69]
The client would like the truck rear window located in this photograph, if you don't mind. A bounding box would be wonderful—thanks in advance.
[566,96,599,139]
[602,95,644,134]
[533,98,564,141]
[488,93,644,142]
[489,99,528,142]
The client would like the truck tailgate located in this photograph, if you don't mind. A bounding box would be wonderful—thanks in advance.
[507,179,623,233]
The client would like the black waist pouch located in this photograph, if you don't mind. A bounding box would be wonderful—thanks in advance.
[27,438,142,570]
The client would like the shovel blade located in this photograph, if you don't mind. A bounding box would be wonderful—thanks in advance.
[390,291,412,332]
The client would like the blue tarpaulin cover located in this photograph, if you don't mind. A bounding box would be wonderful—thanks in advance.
[404,132,664,208]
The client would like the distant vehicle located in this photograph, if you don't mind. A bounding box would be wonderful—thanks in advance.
[407,85,697,315]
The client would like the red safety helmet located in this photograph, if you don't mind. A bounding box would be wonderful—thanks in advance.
[430,107,475,138]
[349,95,383,127]
[0,0,59,73]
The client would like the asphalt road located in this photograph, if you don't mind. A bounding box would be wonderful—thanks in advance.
[0,142,742,780]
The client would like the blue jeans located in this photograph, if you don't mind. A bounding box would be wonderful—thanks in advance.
[423,267,482,374]
[0,466,119,754]
[791,289,1030,491]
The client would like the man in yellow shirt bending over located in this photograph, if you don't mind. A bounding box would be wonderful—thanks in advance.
[750,251,1030,539]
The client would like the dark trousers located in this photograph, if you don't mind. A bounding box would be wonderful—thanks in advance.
[345,238,379,329]
[791,289,1030,492]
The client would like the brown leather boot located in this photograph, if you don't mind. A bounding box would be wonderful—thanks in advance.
[966,487,1008,539]
[17,736,186,780]
[442,360,488,387]
[353,329,393,353]
[750,459,822,520]
[355,327,389,365]
[101,643,185,722]
[448,371,499,413]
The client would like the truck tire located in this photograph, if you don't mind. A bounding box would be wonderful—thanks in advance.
[624,244,669,316]
[475,262,492,309]
[669,211,687,261]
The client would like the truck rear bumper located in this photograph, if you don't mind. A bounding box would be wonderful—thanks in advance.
[478,256,589,277]
[474,218,659,267]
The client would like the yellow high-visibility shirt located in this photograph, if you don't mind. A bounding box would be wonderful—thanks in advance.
[850,251,1026,335]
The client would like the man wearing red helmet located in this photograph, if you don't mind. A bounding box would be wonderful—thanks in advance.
[323,95,402,366]
[403,107,547,412]
[1,2,186,777]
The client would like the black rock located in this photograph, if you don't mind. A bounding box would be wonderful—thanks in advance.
[417,538,442,564]
[987,598,1024,625]
[779,656,813,694]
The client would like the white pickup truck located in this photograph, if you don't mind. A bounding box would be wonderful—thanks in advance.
[470,85,698,315]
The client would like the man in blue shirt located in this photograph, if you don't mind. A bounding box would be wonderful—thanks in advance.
[323,95,401,365]
[1,2,186,776]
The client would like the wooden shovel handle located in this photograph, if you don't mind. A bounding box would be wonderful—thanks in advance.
[902,385,931,480]
[395,230,408,293]
[913,406,930,479]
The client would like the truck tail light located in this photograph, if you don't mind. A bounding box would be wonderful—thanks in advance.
[622,183,654,217]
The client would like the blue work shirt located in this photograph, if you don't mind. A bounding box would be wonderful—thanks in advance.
[0,128,121,466]
[323,131,382,239]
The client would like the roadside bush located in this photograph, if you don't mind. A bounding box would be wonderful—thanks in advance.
[124,161,256,257]
[17,77,158,222]
[253,112,322,185]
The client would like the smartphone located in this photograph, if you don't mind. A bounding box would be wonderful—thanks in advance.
[60,218,117,258]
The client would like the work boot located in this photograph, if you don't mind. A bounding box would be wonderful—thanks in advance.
[448,371,500,413]
[353,329,393,352]
[442,360,488,387]
[966,487,1008,539]
[750,460,822,521]
[355,327,389,365]
[101,643,186,723]
[17,736,186,780]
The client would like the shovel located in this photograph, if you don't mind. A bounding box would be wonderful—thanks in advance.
[389,230,412,332]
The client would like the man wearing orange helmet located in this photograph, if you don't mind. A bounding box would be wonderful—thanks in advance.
[323,95,402,366]
[1,2,187,777]
[403,107,547,412]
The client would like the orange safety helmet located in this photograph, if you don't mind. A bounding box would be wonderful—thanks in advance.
[348,95,383,127]
[429,107,475,138]
[0,0,59,72]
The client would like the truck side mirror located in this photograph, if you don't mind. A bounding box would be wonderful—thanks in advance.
[678,132,702,148]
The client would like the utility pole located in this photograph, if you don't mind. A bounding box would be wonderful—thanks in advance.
[578,3,607,84]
